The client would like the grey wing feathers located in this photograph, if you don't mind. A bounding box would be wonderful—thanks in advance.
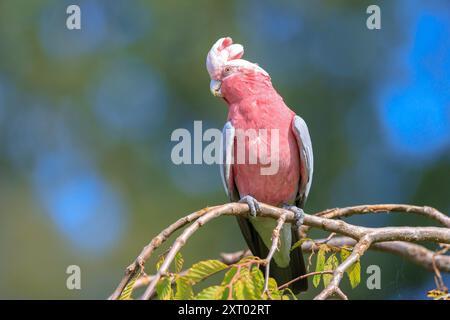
[292,115,314,208]
[220,121,240,202]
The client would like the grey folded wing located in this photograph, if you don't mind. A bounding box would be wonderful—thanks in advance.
[220,121,240,202]
[292,115,314,208]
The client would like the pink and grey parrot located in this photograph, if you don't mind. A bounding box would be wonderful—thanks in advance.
[206,37,313,293]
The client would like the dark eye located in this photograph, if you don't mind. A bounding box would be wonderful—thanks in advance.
[224,66,232,74]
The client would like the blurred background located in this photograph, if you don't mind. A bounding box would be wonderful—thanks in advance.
[0,0,448,299]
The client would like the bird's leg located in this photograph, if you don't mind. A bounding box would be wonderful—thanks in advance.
[239,195,261,217]
[283,204,305,227]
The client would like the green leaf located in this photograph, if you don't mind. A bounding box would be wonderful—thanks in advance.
[196,286,225,300]
[156,277,172,300]
[340,246,352,261]
[313,245,326,287]
[323,254,339,288]
[221,286,231,300]
[291,237,312,251]
[221,267,238,286]
[250,266,265,295]
[267,277,282,300]
[185,260,228,284]
[340,247,361,289]
[233,278,246,300]
[156,255,165,271]
[174,276,193,300]
[282,287,298,300]
[235,267,259,300]
[118,271,140,300]
[347,260,361,288]
[175,252,184,273]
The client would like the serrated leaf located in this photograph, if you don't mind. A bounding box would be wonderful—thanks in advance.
[323,254,339,288]
[118,271,140,300]
[347,261,361,289]
[233,278,246,300]
[291,237,312,251]
[156,277,172,300]
[313,245,327,287]
[340,246,352,261]
[235,267,259,300]
[156,255,165,271]
[185,260,228,284]
[340,247,361,289]
[267,277,282,300]
[196,286,225,300]
[250,267,265,294]
[175,252,184,273]
[174,276,193,300]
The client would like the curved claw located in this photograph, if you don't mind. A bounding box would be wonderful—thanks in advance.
[283,205,305,227]
[239,195,261,217]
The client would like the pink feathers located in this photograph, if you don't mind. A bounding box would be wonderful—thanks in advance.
[206,36,302,206]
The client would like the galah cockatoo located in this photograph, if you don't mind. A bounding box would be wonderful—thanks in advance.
[206,37,313,293]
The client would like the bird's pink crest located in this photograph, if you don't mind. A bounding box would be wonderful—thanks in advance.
[206,37,244,80]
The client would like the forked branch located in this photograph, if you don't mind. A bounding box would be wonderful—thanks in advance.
[110,203,450,300]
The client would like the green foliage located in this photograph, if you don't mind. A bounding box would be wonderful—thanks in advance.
[184,259,228,284]
[323,254,339,287]
[311,243,361,290]
[340,246,361,288]
[122,243,364,300]
[290,238,312,251]
[175,252,184,273]
[156,277,173,300]
[118,270,140,300]
[156,254,165,271]
[196,286,225,299]
[175,277,194,300]
[313,245,328,287]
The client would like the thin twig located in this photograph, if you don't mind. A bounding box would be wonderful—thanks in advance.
[262,213,288,296]
[278,270,334,290]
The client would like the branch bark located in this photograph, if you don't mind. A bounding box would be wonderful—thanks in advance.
[110,202,450,300]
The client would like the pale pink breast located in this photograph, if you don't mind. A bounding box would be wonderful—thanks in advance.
[229,99,301,206]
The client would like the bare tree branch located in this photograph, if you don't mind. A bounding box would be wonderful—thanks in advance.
[263,212,288,296]
[110,202,450,300]
[277,270,333,291]
[301,237,450,273]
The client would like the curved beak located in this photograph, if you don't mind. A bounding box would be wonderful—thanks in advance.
[210,79,222,97]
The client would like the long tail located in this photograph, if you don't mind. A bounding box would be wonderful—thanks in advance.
[236,217,308,294]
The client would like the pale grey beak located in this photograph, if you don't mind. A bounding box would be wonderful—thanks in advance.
[210,79,222,97]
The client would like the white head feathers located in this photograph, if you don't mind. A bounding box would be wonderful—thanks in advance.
[206,37,269,80]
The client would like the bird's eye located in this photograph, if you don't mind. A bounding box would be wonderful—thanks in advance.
[224,66,232,74]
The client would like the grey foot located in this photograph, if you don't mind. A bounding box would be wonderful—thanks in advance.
[239,195,261,217]
[283,205,305,227]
